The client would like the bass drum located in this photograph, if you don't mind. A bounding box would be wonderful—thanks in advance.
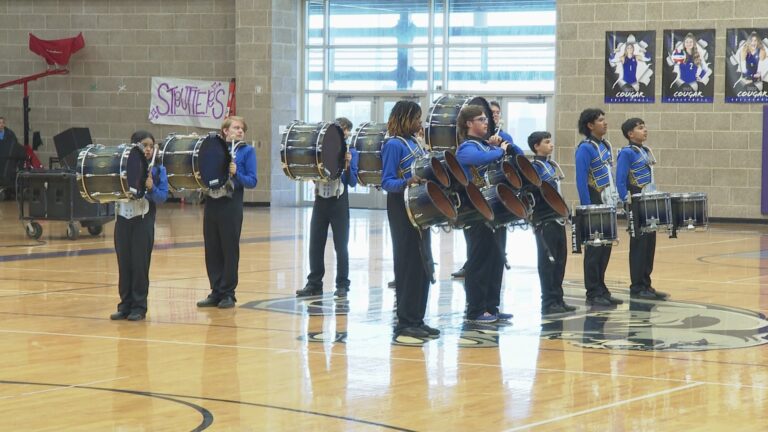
[426,95,496,153]
[352,122,388,187]
[77,144,148,203]
[161,133,230,191]
[281,121,346,181]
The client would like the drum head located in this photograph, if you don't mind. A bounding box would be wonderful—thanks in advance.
[539,182,569,218]
[319,123,346,180]
[125,146,149,198]
[199,135,230,189]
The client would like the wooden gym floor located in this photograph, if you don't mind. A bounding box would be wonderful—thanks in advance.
[0,199,767,431]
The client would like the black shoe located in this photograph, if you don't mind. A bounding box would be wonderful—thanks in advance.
[420,324,440,337]
[296,284,322,297]
[110,312,128,320]
[542,304,569,316]
[451,268,465,279]
[648,287,669,299]
[560,302,577,312]
[396,326,429,338]
[387,280,396,289]
[197,297,220,307]
[586,296,612,307]
[334,287,349,297]
[607,295,624,305]
[217,297,236,309]
[631,289,667,301]
[126,312,145,321]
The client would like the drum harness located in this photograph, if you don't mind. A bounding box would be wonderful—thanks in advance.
[117,143,157,220]
[532,158,567,263]
[623,144,657,239]
[397,135,437,284]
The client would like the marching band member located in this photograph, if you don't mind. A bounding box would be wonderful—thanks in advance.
[575,109,623,307]
[111,131,168,321]
[452,101,523,280]
[197,116,258,309]
[381,101,439,339]
[296,117,359,298]
[616,118,668,301]
[528,131,576,315]
[455,105,513,323]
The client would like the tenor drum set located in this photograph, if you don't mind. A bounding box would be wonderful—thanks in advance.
[76,132,237,204]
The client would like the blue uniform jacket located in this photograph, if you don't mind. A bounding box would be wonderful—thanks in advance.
[230,143,258,190]
[381,136,424,193]
[455,136,505,181]
[145,165,169,204]
[575,137,613,205]
[340,147,359,188]
[615,143,653,201]
[531,156,559,189]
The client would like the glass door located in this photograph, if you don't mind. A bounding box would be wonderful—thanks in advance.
[493,96,553,155]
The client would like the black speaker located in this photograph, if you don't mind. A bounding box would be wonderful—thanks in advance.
[53,127,92,170]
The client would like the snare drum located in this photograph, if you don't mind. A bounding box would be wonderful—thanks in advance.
[76,144,148,203]
[426,95,496,153]
[482,183,528,228]
[281,121,346,181]
[351,122,387,187]
[160,133,230,191]
[631,191,673,233]
[404,181,457,229]
[670,192,708,231]
[575,205,618,246]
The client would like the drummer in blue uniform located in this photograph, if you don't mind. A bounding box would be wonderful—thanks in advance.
[616,117,669,301]
[528,131,576,315]
[111,130,168,321]
[451,100,523,280]
[455,105,518,323]
[575,108,623,307]
[196,116,258,309]
[381,100,439,340]
[296,117,359,298]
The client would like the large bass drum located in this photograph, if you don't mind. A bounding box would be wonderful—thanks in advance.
[76,144,148,203]
[281,121,346,181]
[160,133,230,192]
[352,122,388,187]
[426,95,496,153]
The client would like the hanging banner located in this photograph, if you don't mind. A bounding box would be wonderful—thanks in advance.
[148,77,230,129]
[605,31,656,103]
[726,28,768,103]
[661,29,715,103]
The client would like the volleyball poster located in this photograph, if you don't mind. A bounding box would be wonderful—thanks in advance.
[661,29,715,103]
[725,28,768,103]
[605,31,656,103]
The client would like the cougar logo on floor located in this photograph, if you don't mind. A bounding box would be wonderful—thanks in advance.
[541,299,768,352]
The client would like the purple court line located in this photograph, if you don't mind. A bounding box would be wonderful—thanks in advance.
[0,234,297,263]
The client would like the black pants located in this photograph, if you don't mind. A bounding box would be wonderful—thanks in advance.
[629,231,656,292]
[583,187,612,299]
[535,221,567,308]
[387,192,432,330]
[203,195,244,301]
[307,189,350,290]
[114,214,155,315]
[464,223,506,319]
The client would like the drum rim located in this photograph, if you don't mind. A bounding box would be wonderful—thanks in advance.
[280,121,300,180]
[669,192,707,200]
[198,135,229,190]
[539,181,570,218]
[631,191,671,198]
[462,182,495,222]
[575,204,617,212]
[122,144,149,199]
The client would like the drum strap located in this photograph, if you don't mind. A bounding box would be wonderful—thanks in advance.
[116,199,149,219]
[394,136,424,179]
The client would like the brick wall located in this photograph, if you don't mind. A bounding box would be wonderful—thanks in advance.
[0,0,298,204]
[556,0,766,219]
